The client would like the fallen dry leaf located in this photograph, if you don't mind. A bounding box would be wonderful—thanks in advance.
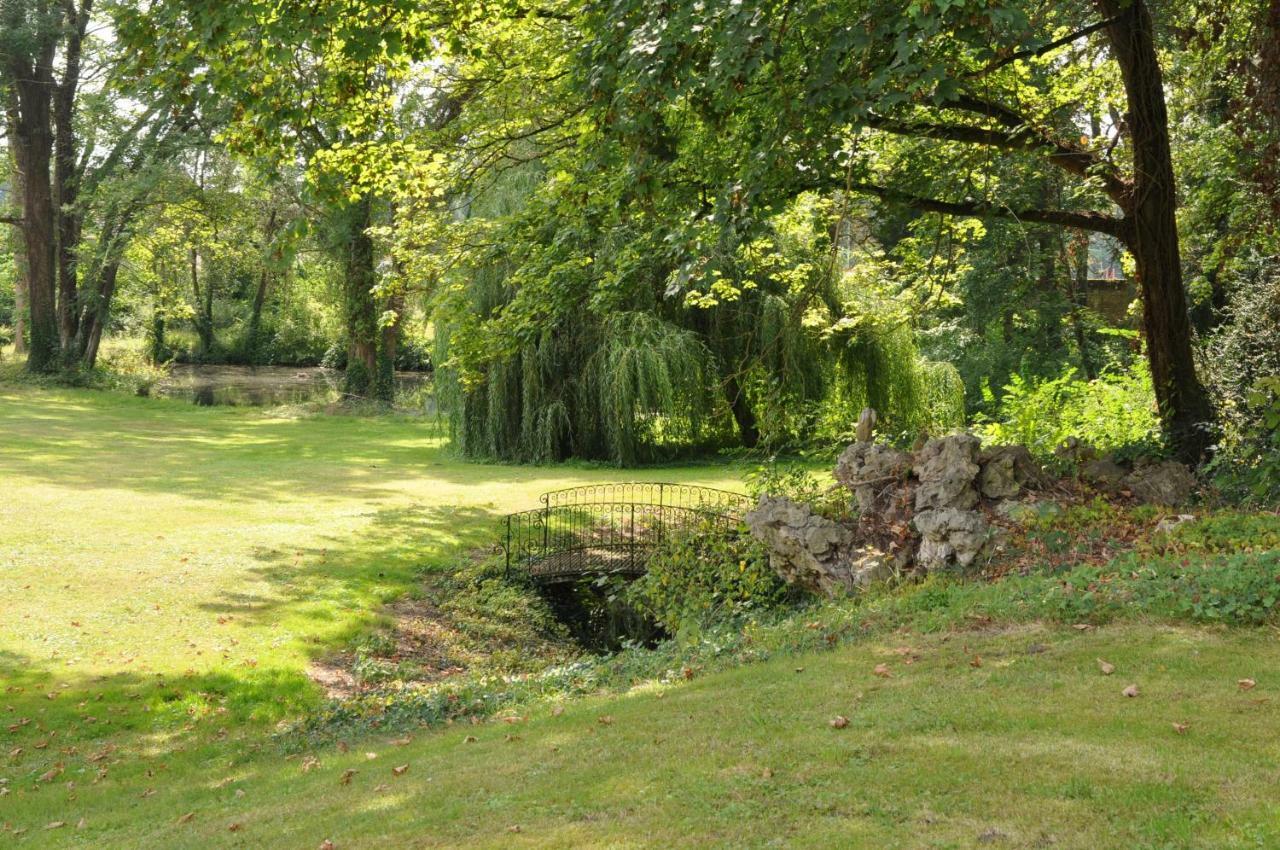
[365,752,378,760]
[300,755,320,773]
[390,735,412,746]
[1172,722,1190,734]
[176,812,194,825]
[873,663,891,678]
[597,716,614,726]
[508,825,522,833]
[140,788,156,798]
[463,735,477,744]
[970,656,983,669]
[761,768,774,779]
[373,783,390,793]
[228,822,243,832]
[1239,678,1257,692]
[319,841,335,850]
[45,821,66,830]
[76,817,86,829]
[1072,623,1092,631]
[1122,684,1140,698]
[340,769,356,786]
[829,716,850,729]
[1098,659,1116,675]
[391,764,408,776]
[550,705,564,717]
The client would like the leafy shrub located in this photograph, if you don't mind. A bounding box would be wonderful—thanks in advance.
[743,459,848,519]
[976,362,1160,463]
[626,521,796,636]
[1152,511,1280,554]
[1205,375,1280,504]
[1047,551,1280,625]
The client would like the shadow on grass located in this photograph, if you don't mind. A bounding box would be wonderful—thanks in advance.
[0,385,754,506]
[0,503,503,794]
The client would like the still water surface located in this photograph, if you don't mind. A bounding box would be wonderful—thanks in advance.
[153,365,428,406]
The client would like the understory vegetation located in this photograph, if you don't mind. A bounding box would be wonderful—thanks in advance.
[2,0,1280,846]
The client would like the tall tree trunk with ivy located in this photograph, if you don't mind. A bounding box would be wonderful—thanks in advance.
[1099,0,1215,460]
[338,195,391,401]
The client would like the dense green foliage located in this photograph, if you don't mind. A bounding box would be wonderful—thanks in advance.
[976,360,1160,461]
[0,0,1275,467]
[626,522,793,635]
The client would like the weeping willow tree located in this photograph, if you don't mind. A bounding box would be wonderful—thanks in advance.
[431,168,959,465]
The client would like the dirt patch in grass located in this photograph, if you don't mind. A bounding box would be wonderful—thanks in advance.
[308,566,579,697]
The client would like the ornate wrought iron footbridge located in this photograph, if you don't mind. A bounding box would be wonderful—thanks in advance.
[501,483,752,583]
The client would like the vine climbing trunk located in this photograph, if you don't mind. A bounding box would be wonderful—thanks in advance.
[339,195,390,400]
[1099,0,1215,463]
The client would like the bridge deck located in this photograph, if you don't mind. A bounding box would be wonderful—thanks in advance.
[500,483,751,582]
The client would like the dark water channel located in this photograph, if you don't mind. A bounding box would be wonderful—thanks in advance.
[153,365,428,406]
[538,576,668,653]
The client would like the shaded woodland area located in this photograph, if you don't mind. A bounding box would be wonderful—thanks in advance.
[1,0,1277,479]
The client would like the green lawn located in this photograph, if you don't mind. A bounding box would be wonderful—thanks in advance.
[2,384,1279,848]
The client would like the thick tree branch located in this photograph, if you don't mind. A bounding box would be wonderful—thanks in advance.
[846,182,1130,239]
[966,17,1120,78]
[936,93,1131,205]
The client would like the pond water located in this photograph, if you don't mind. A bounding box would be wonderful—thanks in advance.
[153,364,429,407]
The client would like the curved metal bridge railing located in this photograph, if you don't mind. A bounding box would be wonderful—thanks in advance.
[502,483,751,583]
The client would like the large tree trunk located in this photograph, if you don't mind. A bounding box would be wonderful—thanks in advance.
[189,247,214,357]
[1100,0,1215,462]
[52,3,89,349]
[245,210,276,364]
[79,259,119,369]
[1256,0,1280,216]
[339,196,388,400]
[723,372,759,448]
[11,85,59,372]
[7,149,27,354]
[380,291,403,384]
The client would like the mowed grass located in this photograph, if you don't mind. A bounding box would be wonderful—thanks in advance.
[2,383,1280,848]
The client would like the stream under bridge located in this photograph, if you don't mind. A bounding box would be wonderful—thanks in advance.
[500,483,753,583]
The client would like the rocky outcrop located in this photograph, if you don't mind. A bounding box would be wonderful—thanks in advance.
[748,431,1049,594]
[744,496,891,594]
[978,444,1047,500]
[913,433,982,511]
[834,441,912,516]
[1081,456,1128,487]
[912,508,993,572]
[1122,460,1197,506]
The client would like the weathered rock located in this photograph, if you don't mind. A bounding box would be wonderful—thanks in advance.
[834,441,913,515]
[1081,457,1128,487]
[913,433,981,511]
[912,508,993,572]
[978,444,1047,500]
[1122,460,1197,506]
[745,496,887,594]
[1155,513,1197,534]
[855,407,877,443]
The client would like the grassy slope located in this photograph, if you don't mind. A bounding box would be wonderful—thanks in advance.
[2,385,1278,848]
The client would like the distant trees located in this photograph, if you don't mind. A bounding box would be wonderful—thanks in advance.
[1,0,199,369]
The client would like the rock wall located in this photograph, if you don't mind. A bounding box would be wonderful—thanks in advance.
[749,434,1042,592]
[748,429,1199,596]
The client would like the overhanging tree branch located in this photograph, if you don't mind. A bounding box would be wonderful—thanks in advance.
[845,182,1131,239]
[966,17,1120,78]
[936,93,1132,205]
